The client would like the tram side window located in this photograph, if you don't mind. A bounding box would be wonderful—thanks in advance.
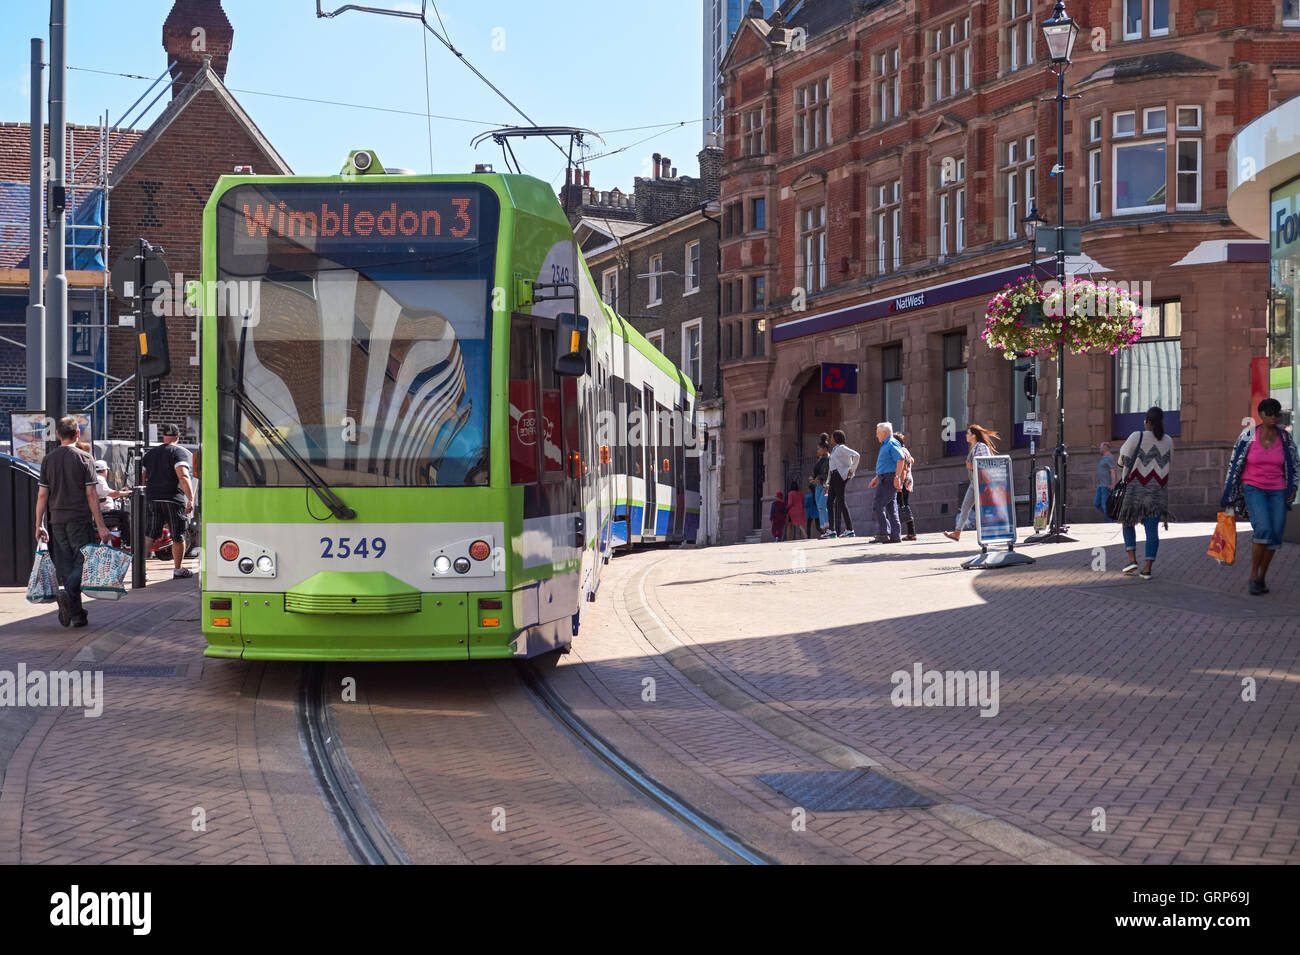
[643,385,656,479]
[539,326,562,474]
[629,385,643,477]
[509,319,538,484]
[611,375,626,474]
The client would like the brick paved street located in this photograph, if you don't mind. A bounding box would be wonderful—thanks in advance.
[611,520,1298,864]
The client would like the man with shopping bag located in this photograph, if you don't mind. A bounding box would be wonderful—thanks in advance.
[34,416,112,628]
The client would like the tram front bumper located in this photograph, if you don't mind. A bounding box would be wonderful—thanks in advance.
[200,590,518,661]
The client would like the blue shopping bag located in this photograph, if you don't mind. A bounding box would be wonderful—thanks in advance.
[26,545,58,604]
[79,543,131,600]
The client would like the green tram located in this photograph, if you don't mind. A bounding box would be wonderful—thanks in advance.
[199,151,699,660]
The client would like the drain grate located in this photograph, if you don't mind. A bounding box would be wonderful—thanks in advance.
[77,664,181,678]
[756,568,816,576]
[757,770,934,811]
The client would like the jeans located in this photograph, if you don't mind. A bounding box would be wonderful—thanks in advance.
[1242,484,1288,550]
[48,520,95,620]
[814,484,829,527]
[828,472,852,534]
[1122,515,1161,561]
[956,484,976,532]
[898,488,914,531]
[874,478,901,539]
[1093,485,1111,521]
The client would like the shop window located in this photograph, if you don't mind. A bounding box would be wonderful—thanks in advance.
[943,331,969,456]
[936,158,966,258]
[1114,300,1182,437]
[751,197,766,231]
[882,344,903,438]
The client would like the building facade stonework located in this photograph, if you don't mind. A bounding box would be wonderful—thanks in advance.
[716,0,1293,543]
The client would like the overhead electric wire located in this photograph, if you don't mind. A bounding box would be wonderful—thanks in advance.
[420,3,435,172]
[68,65,508,127]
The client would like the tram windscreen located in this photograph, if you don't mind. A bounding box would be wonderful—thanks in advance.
[214,182,498,488]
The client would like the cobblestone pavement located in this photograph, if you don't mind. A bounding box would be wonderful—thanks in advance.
[614,520,1298,864]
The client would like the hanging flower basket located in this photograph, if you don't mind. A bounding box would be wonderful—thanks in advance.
[981,276,1145,359]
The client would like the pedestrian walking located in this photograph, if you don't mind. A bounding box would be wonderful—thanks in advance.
[142,423,197,578]
[812,437,832,537]
[804,479,821,537]
[867,422,907,543]
[1094,441,1118,520]
[33,416,112,628]
[943,424,1000,542]
[769,490,788,542]
[895,432,917,540]
[1219,398,1299,595]
[1115,406,1175,580]
[784,482,807,540]
[827,430,860,538]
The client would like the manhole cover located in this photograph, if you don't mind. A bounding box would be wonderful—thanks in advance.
[78,665,181,678]
[757,770,935,811]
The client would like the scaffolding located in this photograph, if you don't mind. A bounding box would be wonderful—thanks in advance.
[0,62,175,441]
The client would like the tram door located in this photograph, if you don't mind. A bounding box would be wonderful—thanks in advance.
[673,400,686,539]
[643,385,656,537]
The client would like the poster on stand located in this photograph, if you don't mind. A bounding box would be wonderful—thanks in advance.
[974,454,1017,545]
[9,411,49,468]
[1033,466,1053,533]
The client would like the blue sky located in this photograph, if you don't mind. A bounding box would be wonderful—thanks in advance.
[1,0,706,193]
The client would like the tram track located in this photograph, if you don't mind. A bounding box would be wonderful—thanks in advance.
[297,655,774,865]
[516,661,776,865]
[297,663,411,865]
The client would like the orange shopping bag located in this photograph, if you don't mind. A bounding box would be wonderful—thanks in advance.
[1207,512,1237,565]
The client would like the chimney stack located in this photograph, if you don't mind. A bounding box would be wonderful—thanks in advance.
[163,0,233,98]
[660,156,672,178]
[565,167,573,185]
[652,152,662,179]
[583,170,591,187]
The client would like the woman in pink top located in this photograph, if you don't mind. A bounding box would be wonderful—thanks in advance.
[1220,398,1300,595]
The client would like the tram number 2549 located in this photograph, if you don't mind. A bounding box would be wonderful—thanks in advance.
[320,537,387,559]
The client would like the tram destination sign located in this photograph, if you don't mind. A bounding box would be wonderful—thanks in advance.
[227,185,481,254]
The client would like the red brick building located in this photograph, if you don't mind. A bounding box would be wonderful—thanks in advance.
[717,0,1295,541]
[0,0,289,442]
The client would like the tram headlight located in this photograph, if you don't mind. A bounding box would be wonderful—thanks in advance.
[255,555,274,574]
[433,555,452,575]
[219,541,239,561]
[453,557,471,574]
[237,557,254,574]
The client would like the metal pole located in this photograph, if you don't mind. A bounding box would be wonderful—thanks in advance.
[44,0,68,421]
[131,238,147,589]
[26,38,46,411]
[1050,62,1073,541]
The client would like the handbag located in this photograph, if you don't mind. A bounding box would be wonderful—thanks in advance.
[1105,432,1143,521]
[79,543,131,600]
[1207,512,1238,565]
[26,544,58,604]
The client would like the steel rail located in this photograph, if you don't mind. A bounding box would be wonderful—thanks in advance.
[517,662,776,866]
[297,663,411,865]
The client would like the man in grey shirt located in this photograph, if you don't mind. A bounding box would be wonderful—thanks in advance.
[1094,441,1118,520]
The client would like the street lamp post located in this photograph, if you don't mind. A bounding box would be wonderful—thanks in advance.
[1022,206,1049,516]
[1039,0,1079,543]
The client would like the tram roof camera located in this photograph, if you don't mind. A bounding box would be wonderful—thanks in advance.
[342,148,385,177]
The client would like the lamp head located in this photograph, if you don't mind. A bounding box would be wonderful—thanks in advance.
[1042,1,1079,64]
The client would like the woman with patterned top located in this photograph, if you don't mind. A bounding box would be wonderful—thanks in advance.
[1116,406,1175,580]
[895,432,917,540]
[1219,398,1299,595]
[943,425,1000,542]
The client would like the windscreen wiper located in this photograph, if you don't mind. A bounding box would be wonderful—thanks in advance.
[220,383,357,521]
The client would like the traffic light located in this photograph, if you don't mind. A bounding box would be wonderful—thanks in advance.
[138,307,171,380]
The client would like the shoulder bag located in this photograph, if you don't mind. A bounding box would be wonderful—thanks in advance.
[1105,432,1143,521]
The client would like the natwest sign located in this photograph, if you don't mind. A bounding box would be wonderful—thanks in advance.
[820,362,858,394]
[890,292,925,312]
